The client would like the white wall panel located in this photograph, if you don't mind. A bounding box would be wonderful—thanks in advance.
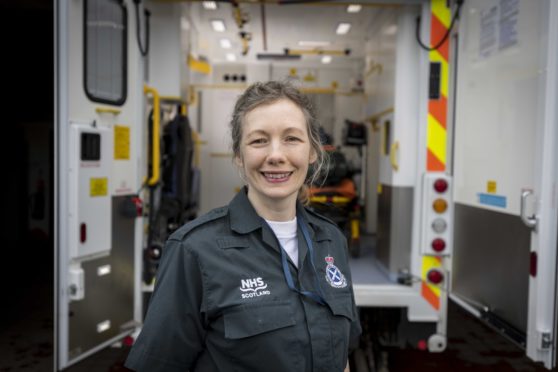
[392,6,421,187]
[454,0,545,215]
[199,89,243,214]
[148,1,183,97]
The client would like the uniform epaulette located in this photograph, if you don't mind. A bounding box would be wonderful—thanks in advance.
[304,206,338,228]
[169,206,228,241]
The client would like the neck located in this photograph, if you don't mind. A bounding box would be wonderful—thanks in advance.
[247,190,297,222]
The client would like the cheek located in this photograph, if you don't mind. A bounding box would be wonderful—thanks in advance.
[240,148,263,169]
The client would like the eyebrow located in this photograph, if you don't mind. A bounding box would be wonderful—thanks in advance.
[245,129,268,138]
[245,127,305,136]
[284,127,305,135]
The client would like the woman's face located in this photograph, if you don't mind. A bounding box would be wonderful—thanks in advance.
[236,98,317,210]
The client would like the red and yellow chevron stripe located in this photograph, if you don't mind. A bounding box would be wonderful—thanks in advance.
[427,0,451,171]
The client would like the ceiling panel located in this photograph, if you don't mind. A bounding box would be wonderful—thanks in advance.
[186,1,402,65]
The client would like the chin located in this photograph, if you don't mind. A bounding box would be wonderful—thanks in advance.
[261,186,300,201]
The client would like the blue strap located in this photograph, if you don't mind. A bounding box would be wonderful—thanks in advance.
[278,218,326,306]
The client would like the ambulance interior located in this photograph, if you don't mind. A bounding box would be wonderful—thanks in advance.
[181,1,423,293]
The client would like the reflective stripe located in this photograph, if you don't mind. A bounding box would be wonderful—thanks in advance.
[427,0,451,172]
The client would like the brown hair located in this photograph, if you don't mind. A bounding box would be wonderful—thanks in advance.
[230,80,327,204]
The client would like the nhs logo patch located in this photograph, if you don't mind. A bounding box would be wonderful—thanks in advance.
[239,277,271,299]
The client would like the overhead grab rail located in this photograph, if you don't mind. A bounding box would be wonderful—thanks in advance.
[144,85,160,186]
[159,95,189,116]
[366,107,394,132]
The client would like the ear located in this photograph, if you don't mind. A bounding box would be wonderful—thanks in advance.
[309,148,318,164]
[234,154,243,167]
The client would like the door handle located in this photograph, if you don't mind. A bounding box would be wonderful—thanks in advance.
[390,141,399,171]
[520,189,537,230]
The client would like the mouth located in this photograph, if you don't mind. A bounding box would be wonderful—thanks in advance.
[261,171,293,183]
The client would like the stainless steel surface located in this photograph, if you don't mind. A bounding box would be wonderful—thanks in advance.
[452,203,530,333]
[377,184,413,277]
[349,234,394,285]
[68,196,135,359]
[520,190,537,230]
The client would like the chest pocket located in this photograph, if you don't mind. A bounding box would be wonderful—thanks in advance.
[224,301,296,339]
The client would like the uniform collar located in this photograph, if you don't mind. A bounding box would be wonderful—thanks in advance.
[229,187,332,242]
[228,187,263,234]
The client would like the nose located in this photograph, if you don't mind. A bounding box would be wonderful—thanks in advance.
[266,140,286,165]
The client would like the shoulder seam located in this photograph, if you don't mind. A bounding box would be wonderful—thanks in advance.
[170,206,229,241]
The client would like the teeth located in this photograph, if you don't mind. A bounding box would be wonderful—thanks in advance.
[265,172,290,179]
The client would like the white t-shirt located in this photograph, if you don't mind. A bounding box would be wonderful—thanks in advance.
[265,217,298,268]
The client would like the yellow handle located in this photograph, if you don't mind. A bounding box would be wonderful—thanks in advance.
[351,219,360,239]
[144,85,160,186]
[390,141,399,171]
[95,107,121,115]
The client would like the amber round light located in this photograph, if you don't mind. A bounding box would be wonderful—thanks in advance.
[432,198,448,213]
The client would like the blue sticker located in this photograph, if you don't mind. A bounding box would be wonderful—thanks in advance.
[478,193,507,208]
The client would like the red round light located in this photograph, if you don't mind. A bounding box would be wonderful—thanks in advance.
[431,238,446,252]
[123,335,134,346]
[427,269,444,284]
[433,179,448,193]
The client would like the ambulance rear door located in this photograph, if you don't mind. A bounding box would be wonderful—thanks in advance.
[450,0,558,368]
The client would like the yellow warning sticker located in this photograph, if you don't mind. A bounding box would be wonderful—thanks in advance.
[487,180,497,194]
[90,178,108,197]
[114,125,130,160]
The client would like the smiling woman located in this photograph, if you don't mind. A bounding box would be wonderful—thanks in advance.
[125,81,361,372]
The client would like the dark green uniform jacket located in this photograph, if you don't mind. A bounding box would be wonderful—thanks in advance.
[126,189,361,372]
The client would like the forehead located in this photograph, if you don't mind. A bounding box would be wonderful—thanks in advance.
[242,99,307,134]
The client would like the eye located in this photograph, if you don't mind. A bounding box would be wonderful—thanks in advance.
[285,136,302,142]
[249,138,267,145]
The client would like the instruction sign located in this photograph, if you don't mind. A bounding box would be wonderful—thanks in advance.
[487,180,497,194]
[114,125,130,160]
[90,177,108,197]
[479,0,519,58]
[499,0,519,50]
[480,6,498,58]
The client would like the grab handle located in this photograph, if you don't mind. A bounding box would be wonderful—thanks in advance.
[390,141,399,171]
[520,189,537,230]
[144,85,160,186]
